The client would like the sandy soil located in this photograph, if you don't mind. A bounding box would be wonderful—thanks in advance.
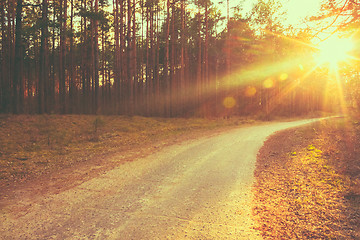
[0,118,326,239]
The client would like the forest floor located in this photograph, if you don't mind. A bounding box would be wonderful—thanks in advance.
[1,113,358,239]
[254,116,360,239]
[0,114,258,192]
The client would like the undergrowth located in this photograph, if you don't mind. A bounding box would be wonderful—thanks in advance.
[0,114,249,188]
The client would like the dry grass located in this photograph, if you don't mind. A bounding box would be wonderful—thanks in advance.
[253,117,360,239]
[0,114,253,189]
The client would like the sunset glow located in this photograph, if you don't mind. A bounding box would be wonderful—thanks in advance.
[314,36,354,68]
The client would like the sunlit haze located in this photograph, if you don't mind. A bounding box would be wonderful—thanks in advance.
[232,0,323,27]
[315,35,354,68]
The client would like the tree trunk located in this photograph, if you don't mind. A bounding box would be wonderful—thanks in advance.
[131,0,136,115]
[154,6,160,115]
[120,0,125,113]
[59,0,67,114]
[94,0,99,114]
[204,1,209,88]
[145,5,150,114]
[170,1,175,116]
[180,0,186,115]
[197,10,202,113]
[113,0,120,113]
[155,6,160,115]
[101,24,106,113]
[38,0,49,114]
[204,0,209,116]
[50,1,56,112]
[0,0,10,112]
[13,0,23,114]
[69,0,75,113]
[226,0,231,78]
[164,0,170,117]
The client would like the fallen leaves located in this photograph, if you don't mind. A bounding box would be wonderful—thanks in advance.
[253,118,360,239]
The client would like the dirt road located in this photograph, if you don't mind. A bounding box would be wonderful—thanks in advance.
[0,118,324,239]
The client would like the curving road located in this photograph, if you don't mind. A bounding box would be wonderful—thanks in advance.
[0,118,326,239]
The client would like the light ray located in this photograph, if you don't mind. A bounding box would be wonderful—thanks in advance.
[261,64,320,115]
[314,35,355,68]
[334,67,348,115]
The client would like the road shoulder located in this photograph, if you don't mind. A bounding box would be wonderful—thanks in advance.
[253,118,360,239]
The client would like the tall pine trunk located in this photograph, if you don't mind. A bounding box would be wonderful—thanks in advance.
[94,0,99,114]
[38,0,49,114]
[170,1,175,116]
[204,0,209,115]
[0,0,10,112]
[120,0,125,113]
[13,0,23,114]
[180,0,185,115]
[59,0,67,114]
[131,0,136,115]
[197,9,202,113]
[50,1,56,113]
[69,0,75,113]
[164,0,170,117]
[113,0,121,113]
[81,0,89,114]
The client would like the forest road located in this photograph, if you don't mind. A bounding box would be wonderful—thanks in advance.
[0,118,329,239]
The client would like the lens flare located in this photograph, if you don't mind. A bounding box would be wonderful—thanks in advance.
[223,97,236,109]
[263,78,274,89]
[279,73,288,81]
[245,86,257,97]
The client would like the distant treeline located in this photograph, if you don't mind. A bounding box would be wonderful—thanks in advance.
[0,0,349,117]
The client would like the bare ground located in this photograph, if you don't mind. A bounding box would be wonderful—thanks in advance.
[253,117,360,239]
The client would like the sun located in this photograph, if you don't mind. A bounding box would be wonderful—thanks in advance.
[315,35,354,68]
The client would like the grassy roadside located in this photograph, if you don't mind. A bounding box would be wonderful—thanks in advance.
[0,114,254,189]
[253,117,360,239]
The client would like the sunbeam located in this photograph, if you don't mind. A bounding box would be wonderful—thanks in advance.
[314,35,355,69]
